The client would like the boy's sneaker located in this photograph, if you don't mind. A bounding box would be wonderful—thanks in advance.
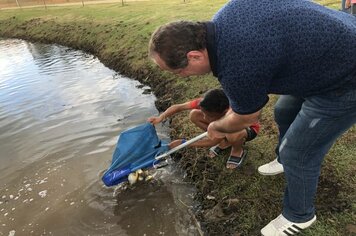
[261,214,317,236]
[258,158,284,175]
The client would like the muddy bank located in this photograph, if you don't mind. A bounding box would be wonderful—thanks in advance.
[1,15,355,236]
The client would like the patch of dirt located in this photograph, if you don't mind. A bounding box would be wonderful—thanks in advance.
[346,224,356,235]
[316,165,353,214]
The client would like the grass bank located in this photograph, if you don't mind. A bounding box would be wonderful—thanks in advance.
[0,0,355,235]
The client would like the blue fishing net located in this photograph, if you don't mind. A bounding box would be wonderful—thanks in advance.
[102,123,169,186]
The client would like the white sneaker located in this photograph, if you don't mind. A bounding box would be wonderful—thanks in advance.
[261,214,317,236]
[258,158,284,175]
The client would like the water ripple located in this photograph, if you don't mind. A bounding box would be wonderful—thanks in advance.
[0,39,198,236]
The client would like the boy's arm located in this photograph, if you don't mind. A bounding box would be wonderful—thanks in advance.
[148,101,192,125]
[208,109,262,139]
[346,0,351,8]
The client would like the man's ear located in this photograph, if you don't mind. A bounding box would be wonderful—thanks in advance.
[187,50,205,61]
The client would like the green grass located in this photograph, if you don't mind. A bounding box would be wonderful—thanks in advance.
[0,0,355,235]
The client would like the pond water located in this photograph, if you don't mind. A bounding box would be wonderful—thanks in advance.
[0,39,200,236]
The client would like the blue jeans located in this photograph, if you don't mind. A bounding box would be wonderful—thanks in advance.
[273,88,356,223]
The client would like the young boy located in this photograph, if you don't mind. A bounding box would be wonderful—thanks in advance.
[148,89,260,169]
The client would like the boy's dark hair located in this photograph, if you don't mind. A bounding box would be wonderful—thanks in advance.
[199,89,229,114]
[149,20,207,69]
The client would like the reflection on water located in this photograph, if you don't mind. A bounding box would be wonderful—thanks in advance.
[0,39,199,235]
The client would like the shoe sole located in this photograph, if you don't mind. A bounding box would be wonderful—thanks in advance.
[258,169,284,176]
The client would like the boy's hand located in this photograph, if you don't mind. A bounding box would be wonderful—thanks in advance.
[147,116,163,125]
[169,139,184,149]
[346,0,351,8]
